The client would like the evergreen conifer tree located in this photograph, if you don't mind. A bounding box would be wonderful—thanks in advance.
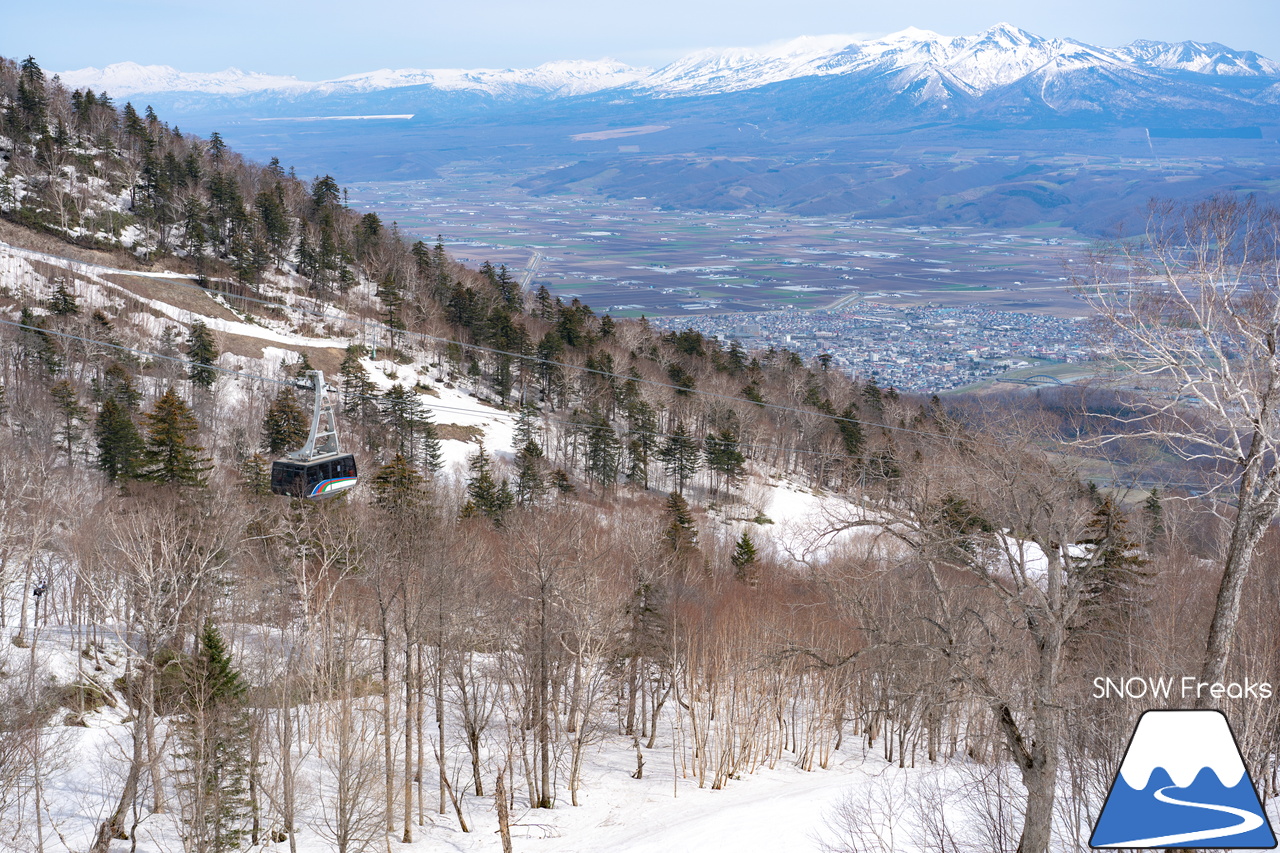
[534,285,556,321]
[704,428,746,492]
[861,378,884,415]
[731,531,758,585]
[584,409,622,490]
[238,453,271,497]
[372,452,425,513]
[464,445,514,525]
[176,623,252,853]
[94,362,143,410]
[836,404,864,457]
[514,439,546,506]
[95,397,145,482]
[50,379,86,461]
[261,388,309,456]
[658,422,701,495]
[663,491,698,555]
[514,401,540,449]
[20,307,62,374]
[289,351,315,379]
[549,469,575,495]
[339,345,379,422]
[1078,497,1153,629]
[1143,489,1164,544]
[377,271,404,333]
[47,278,79,316]
[624,398,659,489]
[141,388,211,486]
[726,339,747,373]
[186,320,219,389]
[420,413,444,474]
[380,384,427,461]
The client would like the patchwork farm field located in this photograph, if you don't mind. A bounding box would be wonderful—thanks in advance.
[348,168,1095,319]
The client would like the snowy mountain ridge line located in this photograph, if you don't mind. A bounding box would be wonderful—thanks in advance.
[56,58,650,98]
[55,24,1280,99]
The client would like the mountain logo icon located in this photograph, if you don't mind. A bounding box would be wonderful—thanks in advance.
[1091,709,1277,848]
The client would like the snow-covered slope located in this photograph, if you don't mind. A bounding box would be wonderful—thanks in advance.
[1117,39,1280,77]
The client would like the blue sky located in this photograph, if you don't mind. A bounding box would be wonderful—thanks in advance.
[5,0,1278,78]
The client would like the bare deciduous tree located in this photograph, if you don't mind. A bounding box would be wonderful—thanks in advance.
[1082,194,1280,694]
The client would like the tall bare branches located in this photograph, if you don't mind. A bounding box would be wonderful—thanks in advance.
[1082,194,1280,692]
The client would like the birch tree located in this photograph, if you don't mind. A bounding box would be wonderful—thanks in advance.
[1082,194,1280,693]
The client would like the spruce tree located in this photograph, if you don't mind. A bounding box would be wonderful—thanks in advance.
[704,428,746,492]
[731,531,758,585]
[261,387,308,456]
[625,398,659,489]
[1078,497,1153,629]
[95,398,145,481]
[380,384,427,461]
[836,405,864,457]
[862,378,884,415]
[339,345,379,422]
[1143,488,1164,544]
[464,445,514,525]
[584,409,622,490]
[514,440,546,506]
[372,453,425,513]
[186,320,219,389]
[49,380,86,461]
[726,339,747,373]
[94,362,143,410]
[20,307,62,374]
[548,469,574,494]
[534,285,555,321]
[47,278,79,316]
[177,623,252,853]
[663,491,698,555]
[238,453,271,497]
[420,413,444,474]
[514,401,540,449]
[658,422,701,495]
[141,388,211,486]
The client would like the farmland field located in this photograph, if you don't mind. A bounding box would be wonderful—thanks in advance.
[348,166,1096,320]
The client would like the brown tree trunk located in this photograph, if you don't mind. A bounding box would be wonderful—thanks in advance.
[495,769,513,853]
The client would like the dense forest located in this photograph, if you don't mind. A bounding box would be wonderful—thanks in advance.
[2,52,1279,853]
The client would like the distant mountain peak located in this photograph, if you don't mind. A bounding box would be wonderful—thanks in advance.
[978,22,1041,44]
[58,62,306,95]
[881,26,949,43]
[54,24,1280,119]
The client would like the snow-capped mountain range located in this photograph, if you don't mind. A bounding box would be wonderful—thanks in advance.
[57,58,647,99]
[58,23,1280,102]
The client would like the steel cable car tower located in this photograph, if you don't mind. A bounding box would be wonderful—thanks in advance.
[269,370,358,498]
